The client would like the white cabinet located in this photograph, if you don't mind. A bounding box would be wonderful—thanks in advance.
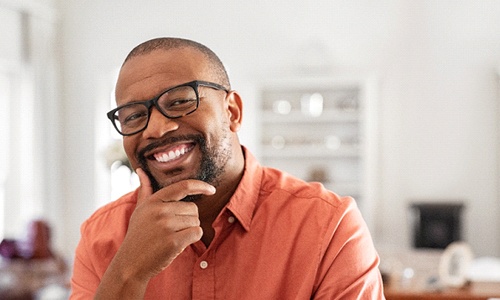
[256,76,378,229]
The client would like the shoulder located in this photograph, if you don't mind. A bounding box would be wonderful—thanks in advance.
[255,167,361,235]
[260,166,355,210]
[255,167,368,257]
[80,190,138,236]
[73,191,138,283]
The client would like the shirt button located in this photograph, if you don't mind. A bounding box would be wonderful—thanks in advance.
[200,261,208,269]
[228,216,235,224]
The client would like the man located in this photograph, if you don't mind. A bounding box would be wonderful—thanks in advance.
[70,37,385,299]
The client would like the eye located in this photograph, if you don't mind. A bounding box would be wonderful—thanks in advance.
[159,85,198,112]
[117,105,149,127]
[163,98,197,111]
[124,111,148,123]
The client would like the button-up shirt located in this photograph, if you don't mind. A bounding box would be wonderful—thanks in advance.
[71,148,384,299]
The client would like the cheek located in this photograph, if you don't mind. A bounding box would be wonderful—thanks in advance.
[201,114,229,141]
[189,105,225,134]
[122,138,139,168]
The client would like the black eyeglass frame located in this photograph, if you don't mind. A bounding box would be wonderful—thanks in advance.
[107,80,229,136]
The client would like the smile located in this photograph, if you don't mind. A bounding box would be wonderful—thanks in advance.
[152,144,195,163]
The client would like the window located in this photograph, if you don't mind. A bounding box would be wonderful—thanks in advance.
[108,85,139,200]
[0,5,29,241]
[94,69,138,209]
[0,70,11,240]
[0,4,55,241]
[0,61,42,240]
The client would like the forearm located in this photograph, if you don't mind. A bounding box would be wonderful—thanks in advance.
[94,257,149,300]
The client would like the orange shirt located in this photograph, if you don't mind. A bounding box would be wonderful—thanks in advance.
[71,149,384,299]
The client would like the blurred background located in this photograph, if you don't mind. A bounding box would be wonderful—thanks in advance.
[1,0,500,296]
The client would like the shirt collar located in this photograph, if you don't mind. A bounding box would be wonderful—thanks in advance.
[225,147,262,232]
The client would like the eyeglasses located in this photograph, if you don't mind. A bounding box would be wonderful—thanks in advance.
[107,80,229,136]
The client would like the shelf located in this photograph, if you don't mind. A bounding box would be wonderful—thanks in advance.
[256,75,377,231]
[261,145,361,158]
[261,110,361,124]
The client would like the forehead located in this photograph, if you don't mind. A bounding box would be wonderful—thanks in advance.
[115,48,211,103]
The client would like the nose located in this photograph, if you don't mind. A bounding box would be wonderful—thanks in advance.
[142,107,179,138]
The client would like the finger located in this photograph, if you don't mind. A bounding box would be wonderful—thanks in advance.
[161,226,204,268]
[154,180,216,203]
[175,226,203,247]
[136,168,153,206]
[164,214,201,232]
[159,201,199,217]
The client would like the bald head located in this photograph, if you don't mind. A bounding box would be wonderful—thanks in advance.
[123,37,231,89]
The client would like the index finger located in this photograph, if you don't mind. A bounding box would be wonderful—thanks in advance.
[153,179,216,203]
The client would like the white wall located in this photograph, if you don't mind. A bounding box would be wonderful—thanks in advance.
[57,0,500,258]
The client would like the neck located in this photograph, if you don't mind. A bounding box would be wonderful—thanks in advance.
[198,172,243,246]
[197,147,245,246]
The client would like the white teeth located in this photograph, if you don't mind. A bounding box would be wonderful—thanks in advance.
[154,146,190,163]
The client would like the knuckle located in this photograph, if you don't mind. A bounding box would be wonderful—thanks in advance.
[186,201,198,212]
[167,237,184,250]
[192,226,203,238]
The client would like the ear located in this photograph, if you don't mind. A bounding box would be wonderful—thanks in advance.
[226,91,243,132]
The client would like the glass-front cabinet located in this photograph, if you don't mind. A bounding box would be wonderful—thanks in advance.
[256,76,378,229]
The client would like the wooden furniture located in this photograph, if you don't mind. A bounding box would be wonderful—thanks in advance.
[0,258,69,299]
[385,281,500,300]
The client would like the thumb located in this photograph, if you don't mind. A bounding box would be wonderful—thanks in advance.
[136,168,153,206]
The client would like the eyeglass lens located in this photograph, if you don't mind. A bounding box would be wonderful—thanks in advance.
[112,85,198,135]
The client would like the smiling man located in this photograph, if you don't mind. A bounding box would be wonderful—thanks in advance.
[70,37,385,299]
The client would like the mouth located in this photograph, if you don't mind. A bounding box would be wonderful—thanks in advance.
[149,143,195,163]
[136,135,206,191]
[144,142,196,167]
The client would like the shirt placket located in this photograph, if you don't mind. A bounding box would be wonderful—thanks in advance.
[192,248,215,300]
[191,210,237,300]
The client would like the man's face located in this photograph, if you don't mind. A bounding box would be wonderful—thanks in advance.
[115,49,239,194]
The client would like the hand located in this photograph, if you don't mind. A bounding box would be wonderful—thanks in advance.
[123,168,215,279]
[96,168,216,298]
